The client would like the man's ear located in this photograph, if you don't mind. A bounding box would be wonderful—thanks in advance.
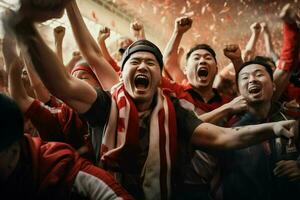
[119,73,123,81]
[183,66,187,75]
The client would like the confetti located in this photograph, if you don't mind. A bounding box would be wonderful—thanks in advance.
[219,6,230,14]
[180,6,186,14]
[184,11,195,17]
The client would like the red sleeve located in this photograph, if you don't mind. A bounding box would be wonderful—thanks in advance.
[160,76,186,96]
[24,100,64,141]
[25,100,89,151]
[27,136,133,199]
[108,59,121,73]
[45,95,64,107]
[277,22,300,71]
[73,163,134,199]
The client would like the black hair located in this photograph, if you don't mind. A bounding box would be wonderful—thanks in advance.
[254,56,276,69]
[186,44,217,62]
[236,60,274,85]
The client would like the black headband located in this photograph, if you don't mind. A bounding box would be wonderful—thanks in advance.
[121,40,163,70]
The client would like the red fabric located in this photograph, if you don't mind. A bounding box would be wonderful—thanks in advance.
[46,96,63,107]
[282,83,300,118]
[24,100,94,161]
[16,135,133,199]
[101,83,177,199]
[71,65,100,84]
[108,59,121,74]
[161,77,230,115]
[277,23,300,71]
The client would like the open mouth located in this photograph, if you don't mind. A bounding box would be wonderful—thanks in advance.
[248,85,261,94]
[197,67,209,78]
[134,74,149,89]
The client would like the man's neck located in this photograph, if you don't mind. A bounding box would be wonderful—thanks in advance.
[135,95,156,112]
[192,85,215,103]
[248,101,272,120]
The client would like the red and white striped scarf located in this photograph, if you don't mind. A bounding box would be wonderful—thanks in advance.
[100,83,177,200]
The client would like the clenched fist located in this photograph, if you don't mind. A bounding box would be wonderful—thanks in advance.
[175,16,193,34]
[54,26,65,42]
[130,21,145,39]
[223,44,241,61]
[250,22,261,34]
[98,27,111,42]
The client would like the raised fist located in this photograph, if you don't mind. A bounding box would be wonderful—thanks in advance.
[223,44,241,61]
[54,26,65,41]
[280,3,300,28]
[175,16,193,34]
[98,27,110,42]
[260,22,269,33]
[250,22,261,34]
[130,21,145,39]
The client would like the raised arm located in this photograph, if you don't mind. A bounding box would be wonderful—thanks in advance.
[191,120,296,152]
[53,25,65,63]
[66,1,119,90]
[130,20,146,40]
[65,51,82,73]
[272,4,300,101]
[242,22,261,61]
[3,32,34,113]
[97,27,116,66]
[199,95,248,124]
[8,6,96,114]
[21,51,51,103]
[261,22,279,63]
[163,16,192,82]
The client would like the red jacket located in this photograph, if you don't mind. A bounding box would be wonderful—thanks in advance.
[0,135,133,200]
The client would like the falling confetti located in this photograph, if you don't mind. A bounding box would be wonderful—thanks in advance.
[219,6,230,14]
[180,6,186,14]
[185,11,194,17]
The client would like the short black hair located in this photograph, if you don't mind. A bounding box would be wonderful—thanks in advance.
[254,56,276,69]
[186,44,217,62]
[236,60,274,85]
[0,93,24,151]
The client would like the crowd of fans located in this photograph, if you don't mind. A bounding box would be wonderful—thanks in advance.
[0,0,300,199]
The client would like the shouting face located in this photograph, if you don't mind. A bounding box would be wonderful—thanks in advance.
[186,49,217,89]
[237,64,274,105]
[121,51,161,105]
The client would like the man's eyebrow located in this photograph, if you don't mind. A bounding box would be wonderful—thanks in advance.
[192,53,212,57]
[239,72,249,76]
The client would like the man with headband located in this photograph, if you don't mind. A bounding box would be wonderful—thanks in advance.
[9,2,297,199]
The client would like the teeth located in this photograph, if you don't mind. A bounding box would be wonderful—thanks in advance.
[248,86,261,93]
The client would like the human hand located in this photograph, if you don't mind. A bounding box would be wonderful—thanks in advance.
[175,16,193,34]
[260,22,269,33]
[71,51,82,63]
[223,44,242,61]
[273,120,298,139]
[250,22,261,34]
[130,20,145,39]
[274,160,300,181]
[98,27,110,43]
[54,26,66,42]
[226,95,248,114]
